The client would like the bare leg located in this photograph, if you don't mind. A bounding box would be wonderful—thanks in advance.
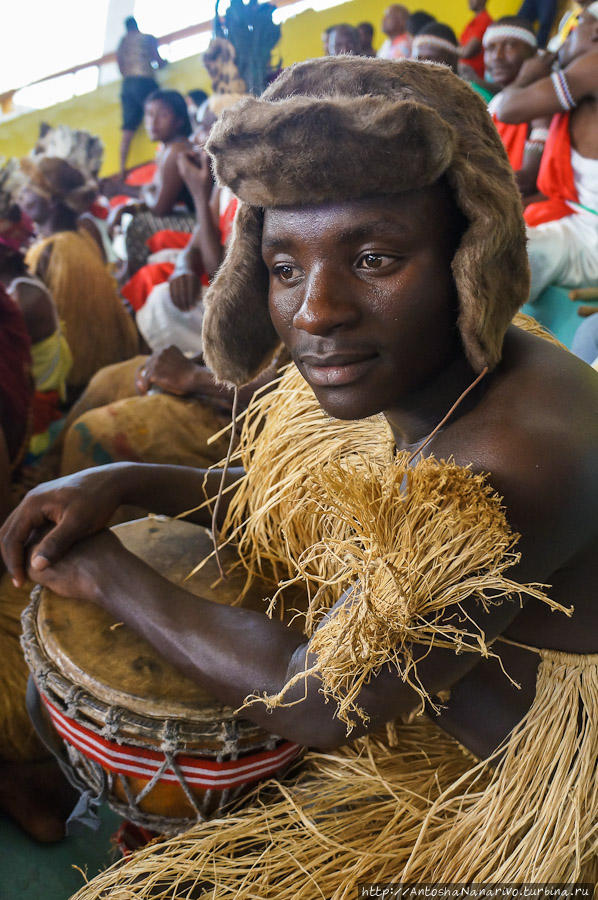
[0,758,78,842]
[120,129,135,180]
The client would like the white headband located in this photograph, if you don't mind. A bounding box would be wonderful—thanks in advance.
[586,1,598,19]
[412,35,459,56]
[483,25,538,49]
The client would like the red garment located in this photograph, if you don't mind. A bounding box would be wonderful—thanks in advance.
[122,262,176,311]
[492,115,528,171]
[31,390,62,435]
[460,10,492,78]
[220,197,238,245]
[0,286,32,463]
[524,113,576,227]
[147,230,192,253]
[122,197,239,311]
[126,163,157,186]
[89,200,109,220]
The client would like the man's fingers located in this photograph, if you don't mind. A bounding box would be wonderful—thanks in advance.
[0,504,51,586]
[27,513,83,574]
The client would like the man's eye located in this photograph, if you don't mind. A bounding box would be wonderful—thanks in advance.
[357,253,393,270]
[273,263,300,281]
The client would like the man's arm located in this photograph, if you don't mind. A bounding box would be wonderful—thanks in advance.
[493,50,598,122]
[148,35,167,69]
[141,142,188,216]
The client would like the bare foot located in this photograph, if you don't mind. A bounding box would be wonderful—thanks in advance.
[0,758,79,842]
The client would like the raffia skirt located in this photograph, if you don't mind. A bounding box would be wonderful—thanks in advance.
[69,646,598,898]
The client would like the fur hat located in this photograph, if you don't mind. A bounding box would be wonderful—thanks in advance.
[203,56,529,385]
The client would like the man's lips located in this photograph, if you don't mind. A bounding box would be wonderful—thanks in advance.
[300,352,378,387]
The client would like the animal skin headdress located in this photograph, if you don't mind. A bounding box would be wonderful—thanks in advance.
[202,56,529,385]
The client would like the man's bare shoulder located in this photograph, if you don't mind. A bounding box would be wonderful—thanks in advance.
[443,328,598,571]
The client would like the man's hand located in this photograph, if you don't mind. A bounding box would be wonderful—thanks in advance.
[169,268,202,311]
[25,529,126,605]
[0,468,127,587]
[135,346,201,396]
[176,149,213,205]
[514,52,556,87]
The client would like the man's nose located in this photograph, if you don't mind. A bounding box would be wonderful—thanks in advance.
[292,267,359,336]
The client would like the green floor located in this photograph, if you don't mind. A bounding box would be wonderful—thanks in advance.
[0,805,120,900]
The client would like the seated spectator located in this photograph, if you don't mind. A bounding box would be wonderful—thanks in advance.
[407,10,436,36]
[20,157,138,393]
[357,22,376,56]
[121,92,242,317]
[329,24,360,55]
[110,89,195,276]
[0,234,72,458]
[485,18,551,196]
[459,0,493,78]
[411,23,460,71]
[377,5,412,59]
[0,284,78,843]
[518,0,558,47]
[492,5,598,301]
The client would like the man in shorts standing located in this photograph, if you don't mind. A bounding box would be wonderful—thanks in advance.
[116,16,166,179]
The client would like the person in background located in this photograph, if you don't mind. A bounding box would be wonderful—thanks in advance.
[518,0,559,47]
[20,157,139,394]
[485,17,551,197]
[377,5,412,59]
[111,89,195,277]
[407,10,436,36]
[459,0,493,78]
[492,4,598,300]
[329,24,360,55]
[411,22,460,71]
[357,22,377,56]
[117,16,167,179]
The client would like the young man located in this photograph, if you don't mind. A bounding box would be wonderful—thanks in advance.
[411,22,460,71]
[485,17,551,196]
[377,4,412,59]
[2,58,597,893]
[328,23,360,55]
[459,0,493,77]
[492,4,598,299]
[116,16,167,179]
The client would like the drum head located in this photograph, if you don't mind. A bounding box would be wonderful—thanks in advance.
[36,518,273,722]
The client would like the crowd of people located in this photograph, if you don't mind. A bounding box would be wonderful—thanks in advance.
[0,2,597,896]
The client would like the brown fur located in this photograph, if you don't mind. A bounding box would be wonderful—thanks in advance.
[203,56,529,385]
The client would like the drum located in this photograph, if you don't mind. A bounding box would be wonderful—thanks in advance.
[21,517,303,834]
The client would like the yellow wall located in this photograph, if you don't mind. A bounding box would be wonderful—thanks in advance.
[0,0,518,176]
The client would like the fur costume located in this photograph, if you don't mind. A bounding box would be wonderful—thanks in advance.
[202,57,529,384]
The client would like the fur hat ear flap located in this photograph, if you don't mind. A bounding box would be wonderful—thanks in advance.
[202,203,281,386]
[447,136,529,372]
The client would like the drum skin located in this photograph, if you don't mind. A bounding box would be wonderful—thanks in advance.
[23,517,303,830]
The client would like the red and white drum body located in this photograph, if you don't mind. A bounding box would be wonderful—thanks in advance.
[21,518,303,833]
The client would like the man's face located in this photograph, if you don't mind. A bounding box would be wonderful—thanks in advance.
[144,100,181,143]
[484,35,535,87]
[468,0,486,12]
[329,27,359,55]
[559,12,598,67]
[18,187,48,226]
[262,186,463,422]
[412,42,459,72]
[383,6,406,37]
